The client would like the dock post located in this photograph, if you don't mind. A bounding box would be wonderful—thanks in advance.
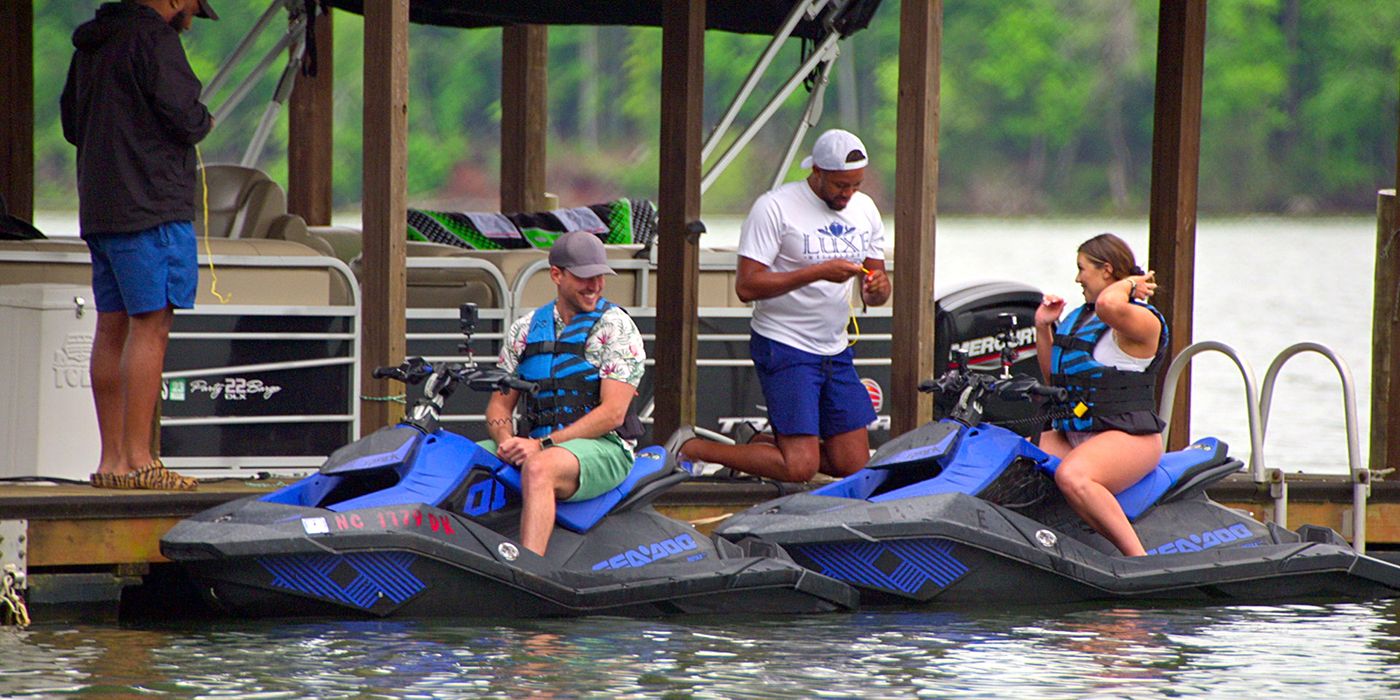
[890,0,941,436]
[1371,189,1400,478]
[652,0,705,441]
[501,25,550,213]
[1147,0,1207,451]
[0,0,34,223]
[359,0,410,433]
[289,3,334,226]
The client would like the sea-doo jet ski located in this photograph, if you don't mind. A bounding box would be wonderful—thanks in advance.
[715,346,1400,606]
[161,305,856,618]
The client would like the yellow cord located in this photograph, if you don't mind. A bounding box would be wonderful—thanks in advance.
[195,145,231,303]
[848,266,875,347]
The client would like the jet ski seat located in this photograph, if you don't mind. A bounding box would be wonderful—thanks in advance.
[493,446,682,533]
[262,427,487,512]
[1039,437,1241,521]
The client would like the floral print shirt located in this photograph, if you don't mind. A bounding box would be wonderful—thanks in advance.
[499,305,646,389]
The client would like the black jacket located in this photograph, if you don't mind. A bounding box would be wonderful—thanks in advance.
[61,3,212,236]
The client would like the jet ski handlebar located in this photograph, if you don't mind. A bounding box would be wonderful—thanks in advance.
[373,358,539,396]
[918,366,1069,425]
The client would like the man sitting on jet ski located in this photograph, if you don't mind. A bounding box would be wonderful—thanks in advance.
[1033,233,1167,556]
[479,231,647,556]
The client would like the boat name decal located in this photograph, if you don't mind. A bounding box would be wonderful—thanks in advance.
[187,377,283,400]
[325,509,458,535]
[591,533,703,570]
[1146,522,1256,555]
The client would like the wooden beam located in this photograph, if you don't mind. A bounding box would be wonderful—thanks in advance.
[500,25,549,213]
[1372,190,1400,475]
[651,0,705,441]
[0,1,34,222]
[890,0,941,436]
[1147,0,1206,451]
[288,4,335,226]
[359,0,409,434]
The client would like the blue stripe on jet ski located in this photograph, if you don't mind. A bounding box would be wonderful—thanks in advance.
[258,552,425,610]
[794,539,969,595]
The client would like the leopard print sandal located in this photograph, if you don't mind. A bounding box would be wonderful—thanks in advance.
[127,460,199,491]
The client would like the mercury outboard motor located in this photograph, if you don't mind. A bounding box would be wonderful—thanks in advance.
[933,280,1044,436]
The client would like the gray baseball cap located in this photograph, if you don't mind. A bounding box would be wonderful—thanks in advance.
[548,231,616,278]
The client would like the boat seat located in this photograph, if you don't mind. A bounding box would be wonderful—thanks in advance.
[493,445,675,533]
[349,240,505,308]
[194,164,336,258]
[1039,437,1238,521]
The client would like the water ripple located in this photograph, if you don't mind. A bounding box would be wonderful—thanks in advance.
[6,601,1400,697]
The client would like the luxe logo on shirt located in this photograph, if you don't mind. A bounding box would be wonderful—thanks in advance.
[802,221,874,260]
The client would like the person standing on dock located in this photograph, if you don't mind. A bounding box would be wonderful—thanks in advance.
[480,231,647,556]
[1034,233,1167,556]
[665,128,891,481]
[61,0,219,490]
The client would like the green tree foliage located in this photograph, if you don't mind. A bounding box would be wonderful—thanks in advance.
[31,0,1400,216]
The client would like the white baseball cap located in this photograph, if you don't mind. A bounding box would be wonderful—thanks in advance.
[800,129,869,171]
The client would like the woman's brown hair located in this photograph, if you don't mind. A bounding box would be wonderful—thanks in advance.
[1078,233,1143,281]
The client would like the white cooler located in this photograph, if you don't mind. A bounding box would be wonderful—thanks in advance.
[0,283,100,480]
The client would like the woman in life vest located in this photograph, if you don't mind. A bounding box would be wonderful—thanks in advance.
[1034,233,1167,556]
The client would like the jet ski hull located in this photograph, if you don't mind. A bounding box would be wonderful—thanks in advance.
[719,489,1400,606]
[163,496,856,618]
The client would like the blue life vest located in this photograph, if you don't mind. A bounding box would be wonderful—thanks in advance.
[1049,302,1169,434]
[516,299,643,440]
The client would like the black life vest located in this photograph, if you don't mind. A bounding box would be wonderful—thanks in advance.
[1049,302,1169,434]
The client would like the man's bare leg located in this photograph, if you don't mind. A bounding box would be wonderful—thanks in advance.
[91,311,131,476]
[120,307,174,469]
[518,447,581,556]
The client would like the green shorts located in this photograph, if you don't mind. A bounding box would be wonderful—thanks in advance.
[476,433,633,502]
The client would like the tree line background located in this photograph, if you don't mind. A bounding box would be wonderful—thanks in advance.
[30,0,1400,217]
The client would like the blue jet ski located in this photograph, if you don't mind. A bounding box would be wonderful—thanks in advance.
[160,305,855,618]
[715,353,1400,606]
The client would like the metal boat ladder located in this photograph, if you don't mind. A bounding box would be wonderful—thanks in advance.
[1159,341,1370,553]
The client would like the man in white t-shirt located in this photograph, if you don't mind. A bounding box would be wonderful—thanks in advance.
[665,129,890,481]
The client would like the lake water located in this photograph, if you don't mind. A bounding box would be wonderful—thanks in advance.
[12,214,1395,697]
[5,602,1400,697]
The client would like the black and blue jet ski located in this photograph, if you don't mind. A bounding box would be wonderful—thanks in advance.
[160,305,856,618]
[715,354,1400,606]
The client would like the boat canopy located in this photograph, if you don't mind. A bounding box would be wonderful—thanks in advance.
[327,0,883,40]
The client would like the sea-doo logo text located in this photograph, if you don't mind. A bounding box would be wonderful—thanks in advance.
[591,533,702,570]
[1146,523,1257,555]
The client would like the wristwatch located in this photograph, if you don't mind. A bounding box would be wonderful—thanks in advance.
[539,436,555,449]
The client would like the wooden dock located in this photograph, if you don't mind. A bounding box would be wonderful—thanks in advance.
[2,474,1397,621]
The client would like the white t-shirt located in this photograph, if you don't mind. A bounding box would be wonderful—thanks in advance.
[737,180,886,356]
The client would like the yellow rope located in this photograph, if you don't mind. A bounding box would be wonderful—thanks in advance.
[848,266,874,347]
[1,565,29,628]
[195,146,231,303]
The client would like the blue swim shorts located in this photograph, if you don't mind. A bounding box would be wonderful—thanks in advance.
[750,332,877,439]
[86,221,197,315]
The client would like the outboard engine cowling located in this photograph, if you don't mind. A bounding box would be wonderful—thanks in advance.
[933,280,1044,435]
